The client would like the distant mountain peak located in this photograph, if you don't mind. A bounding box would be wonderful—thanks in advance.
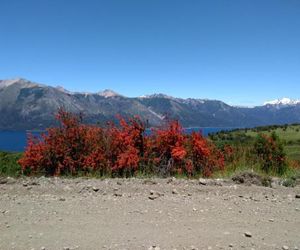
[0,78,40,89]
[264,97,300,106]
[55,86,74,94]
[139,93,175,99]
[0,78,23,86]
[97,89,122,98]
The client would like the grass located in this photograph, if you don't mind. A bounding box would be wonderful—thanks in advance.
[210,124,300,180]
[0,151,23,177]
[285,145,300,160]
[211,124,300,161]
[244,124,300,143]
[212,161,263,179]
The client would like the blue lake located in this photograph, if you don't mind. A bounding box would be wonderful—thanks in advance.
[0,127,236,152]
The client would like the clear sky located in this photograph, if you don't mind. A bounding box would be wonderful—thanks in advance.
[0,0,299,106]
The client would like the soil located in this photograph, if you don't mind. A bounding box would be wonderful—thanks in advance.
[0,177,299,250]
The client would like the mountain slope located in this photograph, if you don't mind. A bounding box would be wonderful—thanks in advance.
[0,78,300,130]
[0,79,162,130]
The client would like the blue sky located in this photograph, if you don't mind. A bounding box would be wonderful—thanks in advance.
[0,0,299,106]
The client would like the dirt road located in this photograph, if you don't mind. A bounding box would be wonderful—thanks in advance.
[0,177,299,250]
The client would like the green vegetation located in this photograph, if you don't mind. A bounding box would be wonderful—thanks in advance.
[253,132,287,175]
[1,123,300,182]
[209,124,300,180]
[0,151,23,177]
[210,124,300,161]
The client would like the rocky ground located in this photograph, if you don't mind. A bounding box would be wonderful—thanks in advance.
[0,176,300,250]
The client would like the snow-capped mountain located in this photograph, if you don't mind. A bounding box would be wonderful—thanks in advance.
[97,89,121,98]
[138,93,175,99]
[0,78,41,89]
[55,85,121,97]
[264,98,300,106]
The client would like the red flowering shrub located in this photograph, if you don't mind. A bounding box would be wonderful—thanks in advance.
[19,110,227,177]
[188,132,224,177]
[104,116,145,176]
[81,126,107,174]
[145,121,225,177]
[19,109,96,175]
[148,120,188,176]
[288,159,300,170]
[222,144,234,162]
[18,134,48,175]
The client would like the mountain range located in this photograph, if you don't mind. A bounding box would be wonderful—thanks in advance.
[0,78,300,130]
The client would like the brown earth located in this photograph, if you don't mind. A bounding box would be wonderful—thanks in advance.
[0,177,299,250]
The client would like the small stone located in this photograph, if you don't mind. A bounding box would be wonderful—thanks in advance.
[199,178,207,185]
[117,181,122,185]
[92,187,99,192]
[148,195,159,200]
[143,180,157,185]
[229,244,233,248]
[244,232,252,238]
[295,194,300,199]
[282,246,289,250]
[148,246,160,250]
[172,189,179,195]
[41,247,46,250]
[269,219,274,222]
[167,177,176,184]
[63,185,71,191]
[63,247,70,250]
[0,178,8,184]
[149,190,163,200]
[4,177,16,184]
[59,197,66,201]
[29,180,39,186]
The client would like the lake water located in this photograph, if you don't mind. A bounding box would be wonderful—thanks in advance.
[0,127,235,152]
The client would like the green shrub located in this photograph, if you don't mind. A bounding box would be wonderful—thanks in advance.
[282,169,300,187]
[253,132,287,175]
[282,178,296,187]
[0,151,23,176]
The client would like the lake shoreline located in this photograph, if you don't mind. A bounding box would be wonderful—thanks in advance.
[0,127,237,152]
